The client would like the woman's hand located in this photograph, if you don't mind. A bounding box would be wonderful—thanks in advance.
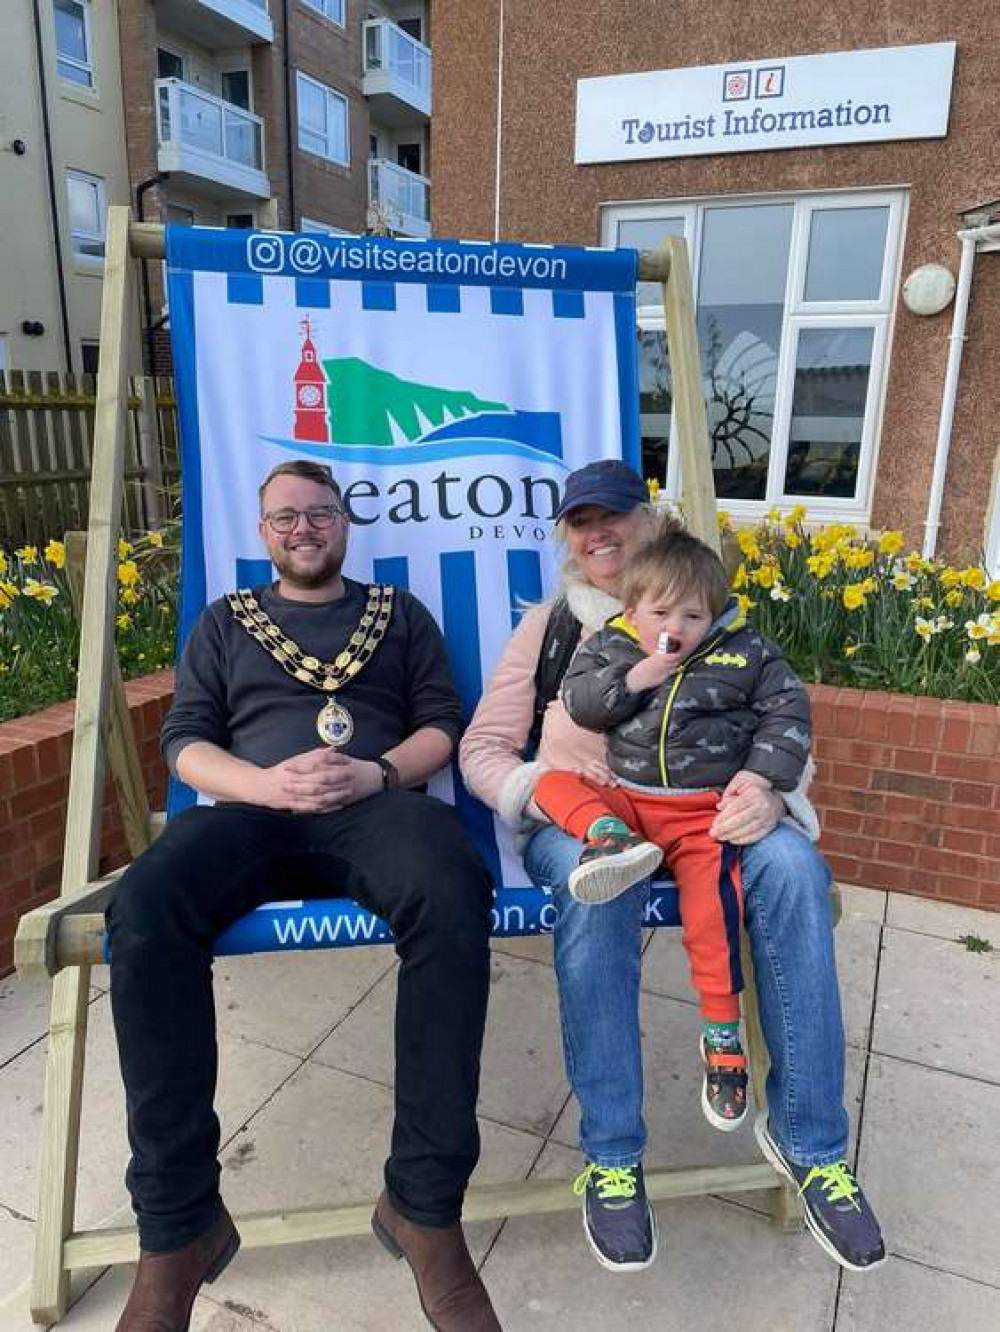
[710,769,783,845]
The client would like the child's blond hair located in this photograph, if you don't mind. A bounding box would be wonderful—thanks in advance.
[621,523,730,619]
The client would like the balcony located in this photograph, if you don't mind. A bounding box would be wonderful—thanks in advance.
[369,158,430,239]
[362,18,431,125]
[155,78,270,200]
[154,0,273,46]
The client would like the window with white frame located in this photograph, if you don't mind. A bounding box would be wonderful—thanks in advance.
[296,71,349,166]
[604,190,906,521]
[66,170,107,263]
[54,0,93,88]
[301,0,345,28]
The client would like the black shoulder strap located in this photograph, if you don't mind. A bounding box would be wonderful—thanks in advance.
[526,596,582,757]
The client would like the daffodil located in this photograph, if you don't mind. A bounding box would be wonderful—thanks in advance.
[939,568,961,590]
[843,546,875,571]
[735,593,756,616]
[914,616,935,641]
[878,531,905,557]
[914,595,935,611]
[843,585,868,611]
[965,648,982,664]
[944,589,964,608]
[770,583,792,602]
[732,563,748,589]
[44,538,66,569]
[118,538,134,559]
[0,579,18,609]
[118,559,141,588]
[787,503,807,525]
[843,641,860,658]
[16,544,38,565]
[806,552,836,580]
[784,530,802,549]
[767,506,782,523]
[934,616,954,633]
[116,612,133,630]
[737,530,761,561]
[121,587,140,606]
[752,563,779,589]
[0,551,6,576]
[716,510,732,532]
[960,566,985,590]
[891,570,915,591]
[23,578,58,605]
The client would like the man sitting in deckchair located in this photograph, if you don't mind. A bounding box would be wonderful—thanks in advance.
[110,459,500,1332]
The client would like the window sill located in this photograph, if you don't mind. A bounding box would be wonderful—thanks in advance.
[298,146,351,174]
[59,83,102,113]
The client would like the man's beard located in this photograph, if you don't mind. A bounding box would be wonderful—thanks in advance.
[271,543,344,590]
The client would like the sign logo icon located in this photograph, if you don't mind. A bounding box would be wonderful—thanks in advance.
[755,66,786,98]
[723,69,751,101]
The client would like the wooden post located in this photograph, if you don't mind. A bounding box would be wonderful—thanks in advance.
[660,236,720,554]
[30,206,137,1327]
[134,376,165,530]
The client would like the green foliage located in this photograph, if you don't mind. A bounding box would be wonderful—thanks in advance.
[957,934,994,954]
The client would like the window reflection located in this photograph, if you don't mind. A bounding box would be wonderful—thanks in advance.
[618,216,686,308]
[697,204,793,500]
[638,329,671,482]
[785,328,874,498]
[805,207,889,302]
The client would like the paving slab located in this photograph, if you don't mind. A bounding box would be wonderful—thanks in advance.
[0,975,102,1069]
[836,1253,1000,1331]
[490,933,554,965]
[836,883,887,924]
[0,993,298,1225]
[312,952,571,1137]
[213,947,395,1057]
[481,1140,840,1331]
[885,893,1000,948]
[858,1054,1000,1285]
[872,928,1000,1081]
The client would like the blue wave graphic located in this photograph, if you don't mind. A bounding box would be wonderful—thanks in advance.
[260,434,571,469]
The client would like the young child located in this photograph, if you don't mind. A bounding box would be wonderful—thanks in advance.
[533,525,811,1130]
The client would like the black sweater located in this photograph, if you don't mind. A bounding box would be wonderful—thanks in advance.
[162,579,464,775]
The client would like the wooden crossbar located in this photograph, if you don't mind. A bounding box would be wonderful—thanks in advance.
[16,213,800,1326]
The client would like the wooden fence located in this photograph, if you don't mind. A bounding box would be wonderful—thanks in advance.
[0,372,180,546]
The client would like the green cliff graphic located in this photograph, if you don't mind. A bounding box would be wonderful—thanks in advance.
[322,356,508,447]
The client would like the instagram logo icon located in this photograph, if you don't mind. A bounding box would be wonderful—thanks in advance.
[247,235,286,273]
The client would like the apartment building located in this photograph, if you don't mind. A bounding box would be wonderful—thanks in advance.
[0,0,133,375]
[119,0,432,366]
[432,2,1000,565]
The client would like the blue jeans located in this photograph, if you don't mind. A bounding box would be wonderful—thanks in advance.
[523,822,848,1169]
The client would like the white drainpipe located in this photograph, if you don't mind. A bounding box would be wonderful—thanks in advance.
[923,221,1000,559]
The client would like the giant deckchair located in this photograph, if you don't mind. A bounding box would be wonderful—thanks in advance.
[14,209,818,1327]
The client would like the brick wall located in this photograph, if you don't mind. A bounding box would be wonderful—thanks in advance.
[0,671,174,975]
[2,677,997,977]
[810,685,1000,911]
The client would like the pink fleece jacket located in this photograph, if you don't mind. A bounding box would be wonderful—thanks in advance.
[459,574,820,843]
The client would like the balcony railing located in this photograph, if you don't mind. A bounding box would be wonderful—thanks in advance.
[155,78,268,195]
[362,18,432,120]
[369,157,430,238]
[155,0,273,47]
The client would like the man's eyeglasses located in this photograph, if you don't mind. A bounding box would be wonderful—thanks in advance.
[262,504,345,534]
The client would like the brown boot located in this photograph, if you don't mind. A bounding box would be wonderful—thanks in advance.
[115,1207,240,1331]
[372,1191,501,1331]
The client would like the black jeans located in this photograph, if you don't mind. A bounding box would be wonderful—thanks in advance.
[106,791,493,1251]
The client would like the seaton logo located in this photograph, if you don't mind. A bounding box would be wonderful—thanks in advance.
[263,322,567,542]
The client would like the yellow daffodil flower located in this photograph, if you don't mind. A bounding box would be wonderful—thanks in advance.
[0,579,18,609]
[737,530,761,561]
[767,506,782,523]
[843,585,867,611]
[843,547,875,571]
[23,578,58,604]
[147,530,165,548]
[914,595,935,611]
[891,570,915,591]
[117,560,141,587]
[960,567,985,590]
[939,568,961,590]
[843,641,860,658]
[878,531,904,557]
[914,616,935,641]
[784,531,802,549]
[116,612,133,630]
[732,564,748,589]
[716,510,733,532]
[965,648,982,664]
[752,564,779,589]
[944,589,964,607]
[44,538,66,569]
[15,544,38,565]
[0,551,6,575]
[787,503,808,524]
[118,538,134,559]
[735,593,756,615]
[121,587,140,605]
[770,584,792,602]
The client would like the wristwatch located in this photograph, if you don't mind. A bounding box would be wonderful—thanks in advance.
[375,755,400,791]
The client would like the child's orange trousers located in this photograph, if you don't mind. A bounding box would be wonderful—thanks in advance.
[534,772,743,1022]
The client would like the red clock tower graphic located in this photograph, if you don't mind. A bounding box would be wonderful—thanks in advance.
[293,317,329,443]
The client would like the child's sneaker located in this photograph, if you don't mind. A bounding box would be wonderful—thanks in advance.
[568,830,663,905]
[572,1163,657,1271]
[755,1115,886,1271]
[699,1034,749,1131]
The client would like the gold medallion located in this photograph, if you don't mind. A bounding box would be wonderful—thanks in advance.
[317,697,354,748]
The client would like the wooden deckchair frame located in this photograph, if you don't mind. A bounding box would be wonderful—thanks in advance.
[14,209,806,1327]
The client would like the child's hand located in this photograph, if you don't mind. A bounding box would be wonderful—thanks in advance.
[626,650,678,693]
[718,769,772,804]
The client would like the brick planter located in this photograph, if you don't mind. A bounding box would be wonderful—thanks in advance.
[1,675,997,977]
[809,685,1000,910]
[0,671,174,975]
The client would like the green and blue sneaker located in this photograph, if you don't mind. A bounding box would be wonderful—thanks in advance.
[755,1116,886,1271]
[572,1163,657,1271]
